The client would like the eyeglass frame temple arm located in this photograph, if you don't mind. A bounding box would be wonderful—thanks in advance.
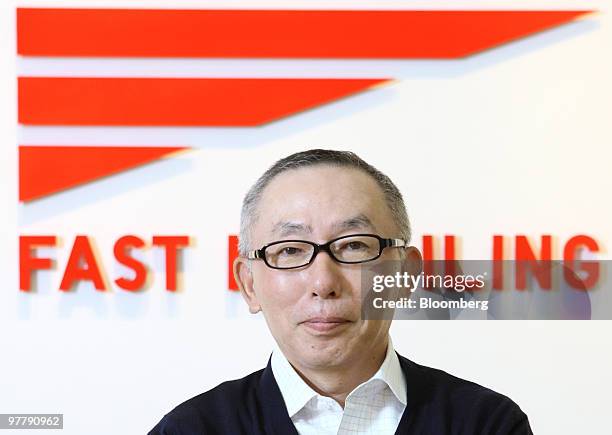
[247,250,262,260]
[384,238,407,249]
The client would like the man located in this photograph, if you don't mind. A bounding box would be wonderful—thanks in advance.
[149,149,532,434]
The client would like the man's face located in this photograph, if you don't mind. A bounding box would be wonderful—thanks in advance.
[236,165,407,371]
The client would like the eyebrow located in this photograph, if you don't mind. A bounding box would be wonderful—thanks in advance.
[270,221,313,238]
[332,214,376,233]
[269,214,376,239]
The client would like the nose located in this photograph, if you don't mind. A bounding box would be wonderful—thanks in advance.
[309,250,343,299]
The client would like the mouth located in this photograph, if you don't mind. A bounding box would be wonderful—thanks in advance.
[300,317,352,333]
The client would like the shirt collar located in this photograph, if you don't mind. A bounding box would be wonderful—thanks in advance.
[271,336,407,417]
[368,336,407,406]
[271,344,319,417]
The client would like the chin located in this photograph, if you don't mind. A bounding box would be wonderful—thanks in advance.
[300,353,344,369]
[295,339,351,368]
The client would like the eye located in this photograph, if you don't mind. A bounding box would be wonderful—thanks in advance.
[344,241,368,251]
[279,246,303,256]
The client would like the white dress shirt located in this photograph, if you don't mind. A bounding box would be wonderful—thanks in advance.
[271,337,407,435]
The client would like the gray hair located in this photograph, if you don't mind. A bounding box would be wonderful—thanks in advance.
[238,149,411,256]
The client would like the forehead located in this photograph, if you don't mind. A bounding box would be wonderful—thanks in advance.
[253,165,397,242]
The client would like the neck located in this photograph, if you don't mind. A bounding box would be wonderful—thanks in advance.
[289,336,389,408]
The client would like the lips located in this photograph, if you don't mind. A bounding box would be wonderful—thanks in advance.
[300,317,352,333]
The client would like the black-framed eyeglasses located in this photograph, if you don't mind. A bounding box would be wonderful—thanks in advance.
[247,233,407,270]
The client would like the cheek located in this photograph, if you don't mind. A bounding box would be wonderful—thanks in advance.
[340,268,367,305]
[255,272,302,316]
[348,273,363,295]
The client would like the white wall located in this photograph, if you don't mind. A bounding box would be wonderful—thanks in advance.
[1,1,611,434]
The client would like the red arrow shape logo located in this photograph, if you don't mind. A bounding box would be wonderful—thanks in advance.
[17,9,590,58]
[19,146,188,202]
[18,78,388,126]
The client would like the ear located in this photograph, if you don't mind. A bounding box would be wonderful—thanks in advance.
[403,246,423,277]
[233,256,261,314]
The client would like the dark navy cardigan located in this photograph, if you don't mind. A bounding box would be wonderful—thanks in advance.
[148,353,532,434]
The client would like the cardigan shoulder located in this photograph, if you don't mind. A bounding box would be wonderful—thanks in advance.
[398,356,532,434]
[148,368,267,435]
